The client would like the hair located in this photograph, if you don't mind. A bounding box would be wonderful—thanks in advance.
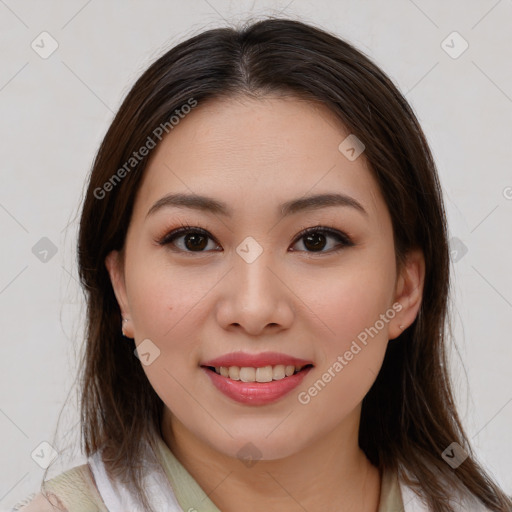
[72,16,511,512]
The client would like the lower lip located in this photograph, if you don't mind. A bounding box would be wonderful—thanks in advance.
[202,366,313,406]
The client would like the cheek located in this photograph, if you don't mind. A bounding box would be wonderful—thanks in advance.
[294,274,394,425]
[302,261,396,349]
[295,254,396,411]
[123,259,215,410]
[126,254,218,342]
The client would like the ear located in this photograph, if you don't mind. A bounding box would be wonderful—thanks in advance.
[105,250,134,338]
[388,248,426,340]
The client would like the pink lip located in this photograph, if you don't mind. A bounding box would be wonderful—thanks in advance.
[201,351,313,368]
[202,366,313,406]
[200,352,314,406]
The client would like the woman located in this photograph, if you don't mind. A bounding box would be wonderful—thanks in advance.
[14,17,511,512]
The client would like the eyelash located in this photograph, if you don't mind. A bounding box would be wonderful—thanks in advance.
[156,223,355,256]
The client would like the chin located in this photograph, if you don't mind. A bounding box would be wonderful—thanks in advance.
[196,424,312,462]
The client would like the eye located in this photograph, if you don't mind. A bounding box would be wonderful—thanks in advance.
[290,226,354,254]
[157,224,221,253]
[156,224,354,254]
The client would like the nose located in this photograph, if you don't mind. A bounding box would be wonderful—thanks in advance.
[215,245,295,336]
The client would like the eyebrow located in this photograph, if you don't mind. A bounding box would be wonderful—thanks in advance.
[146,192,368,219]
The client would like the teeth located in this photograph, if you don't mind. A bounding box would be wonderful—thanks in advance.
[255,366,273,382]
[213,364,306,382]
[285,365,295,377]
[239,367,256,382]
[273,365,285,380]
[228,366,240,380]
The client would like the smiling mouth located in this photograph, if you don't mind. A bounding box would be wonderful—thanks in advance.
[203,364,314,383]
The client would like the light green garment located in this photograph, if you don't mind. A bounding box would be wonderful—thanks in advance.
[15,437,405,511]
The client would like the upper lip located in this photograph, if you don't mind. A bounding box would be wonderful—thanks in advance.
[201,351,314,368]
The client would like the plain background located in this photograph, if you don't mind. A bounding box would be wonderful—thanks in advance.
[1,0,511,506]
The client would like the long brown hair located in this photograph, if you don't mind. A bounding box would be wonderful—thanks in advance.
[73,17,511,511]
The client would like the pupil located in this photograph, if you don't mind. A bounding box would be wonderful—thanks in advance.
[304,233,325,251]
[185,233,207,251]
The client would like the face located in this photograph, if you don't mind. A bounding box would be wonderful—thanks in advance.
[106,95,424,461]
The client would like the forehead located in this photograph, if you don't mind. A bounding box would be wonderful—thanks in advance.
[134,95,386,222]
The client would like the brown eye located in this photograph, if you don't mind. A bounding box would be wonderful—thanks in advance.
[158,226,220,253]
[182,232,209,251]
[290,227,354,254]
[303,231,327,251]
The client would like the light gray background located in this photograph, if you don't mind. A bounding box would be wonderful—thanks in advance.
[1,0,511,506]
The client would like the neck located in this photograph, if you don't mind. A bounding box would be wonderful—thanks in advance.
[161,408,381,512]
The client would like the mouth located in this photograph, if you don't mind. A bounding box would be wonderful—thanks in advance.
[202,364,314,383]
[200,354,314,405]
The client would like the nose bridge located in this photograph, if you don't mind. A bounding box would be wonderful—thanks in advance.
[233,235,277,297]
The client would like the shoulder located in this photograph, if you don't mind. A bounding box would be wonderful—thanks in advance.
[10,464,107,512]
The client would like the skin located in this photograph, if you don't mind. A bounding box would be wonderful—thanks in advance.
[105,95,425,512]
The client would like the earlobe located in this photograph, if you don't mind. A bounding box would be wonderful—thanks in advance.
[388,248,426,340]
